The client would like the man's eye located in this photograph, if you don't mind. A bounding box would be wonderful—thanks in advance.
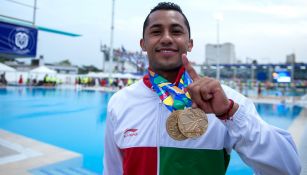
[151,30,161,35]
[172,30,183,34]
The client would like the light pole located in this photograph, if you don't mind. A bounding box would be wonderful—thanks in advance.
[109,0,115,74]
[214,13,223,80]
[251,64,255,82]
[101,43,109,72]
[32,0,37,26]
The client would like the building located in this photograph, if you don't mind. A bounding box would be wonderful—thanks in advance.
[286,53,296,64]
[45,64,78,74]
[202,63,307,81]
[4,58,78,74]
[205,43,236,64]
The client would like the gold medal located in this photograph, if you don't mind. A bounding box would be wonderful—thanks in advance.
[177,108,208,138]
[166,110,188,141]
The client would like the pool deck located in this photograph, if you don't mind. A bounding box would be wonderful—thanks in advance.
[293,108,307,175]
[0,96,306,174]
[251,96,307,174]
[0,130,80,175]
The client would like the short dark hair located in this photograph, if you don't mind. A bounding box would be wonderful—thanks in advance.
[142,2,191,39]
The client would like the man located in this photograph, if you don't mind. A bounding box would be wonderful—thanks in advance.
[103,2,301,175]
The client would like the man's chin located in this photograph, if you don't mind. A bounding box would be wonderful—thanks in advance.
[155,64,182,72]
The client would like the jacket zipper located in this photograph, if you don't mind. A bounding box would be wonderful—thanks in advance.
[157,101,162,175]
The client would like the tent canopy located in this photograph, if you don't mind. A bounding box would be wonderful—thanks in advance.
[30,66,57,74]
[87,72,141,79]
[0,63,16,72]
[87,72,109,78]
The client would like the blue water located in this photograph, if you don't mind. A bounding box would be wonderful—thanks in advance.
[0,87,303,174]
[226,102,302,175]
[0,87,112,173]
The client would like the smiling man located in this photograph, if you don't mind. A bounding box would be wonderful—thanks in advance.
[140,8,193,82]
[103,2,301,175]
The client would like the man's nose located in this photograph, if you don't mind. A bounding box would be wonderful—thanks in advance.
[160,31,172,45]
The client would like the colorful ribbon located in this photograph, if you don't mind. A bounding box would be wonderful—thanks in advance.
[148,69,192,112]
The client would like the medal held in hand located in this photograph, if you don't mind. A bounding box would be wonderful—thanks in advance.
[148,68,208,141]
[166,108,208,141]
[166,110,188,141]
[177,108,208,138]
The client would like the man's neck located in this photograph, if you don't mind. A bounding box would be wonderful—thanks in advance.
[153,68,181,83]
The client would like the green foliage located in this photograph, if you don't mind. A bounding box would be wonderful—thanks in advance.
[78,65,101,74]
[58,59,71,66]
[0,57,9,63]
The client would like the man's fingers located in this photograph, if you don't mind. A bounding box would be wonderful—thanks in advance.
[187,83,204,109]
[199,79,214,100]
[182,54,200,81]
[191,102,198,109]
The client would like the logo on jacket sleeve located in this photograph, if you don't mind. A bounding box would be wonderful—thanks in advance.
[124,128,138,138]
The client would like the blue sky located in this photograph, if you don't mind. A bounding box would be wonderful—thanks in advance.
[1,0,307,67]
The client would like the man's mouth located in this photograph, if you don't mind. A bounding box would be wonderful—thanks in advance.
[156,48,179,54]
[156,48,179,57]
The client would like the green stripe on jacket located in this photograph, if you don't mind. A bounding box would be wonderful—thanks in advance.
[159,147,230,175]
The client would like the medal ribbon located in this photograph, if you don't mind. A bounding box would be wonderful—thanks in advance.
[148,68,192,112]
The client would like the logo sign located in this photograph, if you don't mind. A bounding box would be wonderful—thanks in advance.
[15,31,29,50]
[272,70,291,83]
[0,21,38,57]
[124,128,138,138]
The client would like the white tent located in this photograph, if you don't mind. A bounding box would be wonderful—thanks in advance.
[87,72,109,78]
[30,66,57,74]
[0,63,16,72]
[113,73,141,79]
[87,72,141,79]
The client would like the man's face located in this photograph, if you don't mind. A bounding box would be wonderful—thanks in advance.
[140,10,193,73]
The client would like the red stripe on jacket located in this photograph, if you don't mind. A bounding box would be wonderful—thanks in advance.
[122,147,157,175]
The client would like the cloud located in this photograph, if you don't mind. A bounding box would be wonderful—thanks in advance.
[181,0,307,19]
[222,4,307,19]
[234,21,307,38]
[3,0,306,65]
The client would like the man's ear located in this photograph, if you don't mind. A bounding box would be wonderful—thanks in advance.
[187,39,193,52]
[140,39,146,51]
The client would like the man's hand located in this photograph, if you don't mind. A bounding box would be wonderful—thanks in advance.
[182,54,238,117]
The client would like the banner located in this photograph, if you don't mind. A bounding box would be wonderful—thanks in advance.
[0,21,38,57]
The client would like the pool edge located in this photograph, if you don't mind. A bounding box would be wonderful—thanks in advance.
[0,129,81,175]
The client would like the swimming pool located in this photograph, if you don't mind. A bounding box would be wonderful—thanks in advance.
[0,87,303,174]
[226,102,302,175]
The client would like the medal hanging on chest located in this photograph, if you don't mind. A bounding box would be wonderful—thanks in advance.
[148,69,208,141]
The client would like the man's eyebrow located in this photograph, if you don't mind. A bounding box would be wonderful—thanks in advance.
[148,23,184,29]
[171,24,184,29]
[149,24,162,29]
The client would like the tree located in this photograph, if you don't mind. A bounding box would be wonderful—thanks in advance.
[58,59,71,66]
[78,65,101,74]
[0,57,10,63]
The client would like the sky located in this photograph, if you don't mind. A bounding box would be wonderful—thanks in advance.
[1,0,307,68]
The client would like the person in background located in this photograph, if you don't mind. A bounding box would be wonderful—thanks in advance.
[118,79,124,89]
[43,74,48,84]
[0,73,7,85]
[18,74,23,85]
[127,78,133,86]
[103,2,301,175]
[257,82,262,97]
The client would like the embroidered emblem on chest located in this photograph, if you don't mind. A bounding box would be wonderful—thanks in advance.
[124,128,138,138]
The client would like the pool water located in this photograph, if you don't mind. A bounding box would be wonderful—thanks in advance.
[256,103,302,130]
[226,102,302,175]
[0,87,111,173]
[0,87,303,174]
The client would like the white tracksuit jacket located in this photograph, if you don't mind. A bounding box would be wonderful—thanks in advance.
[103,80,301,175]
